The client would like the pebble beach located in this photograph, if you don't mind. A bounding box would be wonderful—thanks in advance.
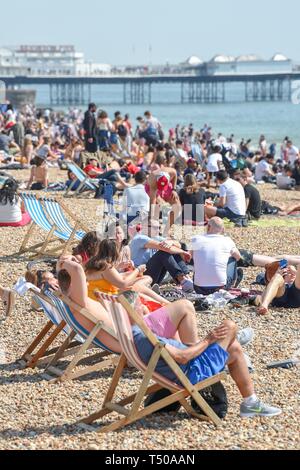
[0,169,299,451]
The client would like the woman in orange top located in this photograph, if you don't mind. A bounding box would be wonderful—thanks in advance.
[85,239,168,310]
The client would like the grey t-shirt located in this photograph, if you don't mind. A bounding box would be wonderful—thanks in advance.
[0,134,12,153]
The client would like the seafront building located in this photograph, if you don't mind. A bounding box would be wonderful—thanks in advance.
[0,46,294,77]
[0,45,111,76]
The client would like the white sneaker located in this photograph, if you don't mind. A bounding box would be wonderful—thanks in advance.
[240,400,282,418]
[237,328,255,346]
[181,278,194,294]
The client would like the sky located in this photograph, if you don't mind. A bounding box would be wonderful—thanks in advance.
[1,0,300,65]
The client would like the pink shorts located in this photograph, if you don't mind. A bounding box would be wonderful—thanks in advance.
[144,307,177,338]
[0,212,31,227]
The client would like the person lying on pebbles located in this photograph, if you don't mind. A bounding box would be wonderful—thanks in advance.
[254,264,300,315]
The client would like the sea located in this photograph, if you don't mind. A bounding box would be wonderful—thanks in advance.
[31,82,300,149]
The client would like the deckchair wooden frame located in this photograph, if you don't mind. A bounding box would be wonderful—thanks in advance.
[42,292,119,383]
[18,195,87,259]
[18,290,118,384]
[18,291,82,370]
[79,292,226,433]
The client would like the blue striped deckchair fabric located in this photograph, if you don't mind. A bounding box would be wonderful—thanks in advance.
[33,292,73,336]
[67,162,98,192]
[44,290,115,353]
[43,198,85,241]
[21,194,69,241]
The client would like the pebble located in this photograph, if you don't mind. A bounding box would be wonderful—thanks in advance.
[0,171,299,450]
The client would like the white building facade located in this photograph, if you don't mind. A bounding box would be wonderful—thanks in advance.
[0,45,111,76]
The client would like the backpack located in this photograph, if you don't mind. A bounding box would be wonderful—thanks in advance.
[144,381,228,419]
[191,382,228,419]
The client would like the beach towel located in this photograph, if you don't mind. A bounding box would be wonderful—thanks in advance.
[224,218,300,228]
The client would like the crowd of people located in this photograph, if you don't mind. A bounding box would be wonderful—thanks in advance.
[1,101,300,421]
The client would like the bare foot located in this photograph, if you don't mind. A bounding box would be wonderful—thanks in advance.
[257,305,268,315]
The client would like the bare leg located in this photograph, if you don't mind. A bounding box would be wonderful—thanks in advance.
[115,173,131,189]
[0,285,4,298]
[253,254,300,268]
[279,204,300,216]
[227,340,255,398]
[204,205,218,220]
[163,300,199,345]
[252,254,277,267]
[216,320,254,398]
[257,274,286,315]
[163,200,182,236]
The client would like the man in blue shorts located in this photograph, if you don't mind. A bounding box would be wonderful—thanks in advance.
[133,319,282,418]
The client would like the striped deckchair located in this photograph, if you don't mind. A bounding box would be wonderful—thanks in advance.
[19,194,85,259]
[42,197,87,240]
[79,291,226,433]
[19,289,82,371]
[64,162,99,198]
[41,291,119,382]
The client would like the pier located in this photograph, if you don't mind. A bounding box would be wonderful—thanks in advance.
[0,72,299,106]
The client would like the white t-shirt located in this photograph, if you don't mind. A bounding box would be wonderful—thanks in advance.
[287,146,299,165]
[176,148,188,162]
[207,153,222,173]
[192,234,237,287]
[255,160,270,182]
[219,178,246,216]
[146,117,161,130]
[123,184,150,217]
[0,201,22,223]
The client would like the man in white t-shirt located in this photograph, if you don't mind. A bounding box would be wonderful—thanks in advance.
[191,217,242,295]
[207,149,223,173]
[255,155,275,182]
[206,145,223,187]
[122,171,150,224]
[205,171,247,226]
[286,140,299,166]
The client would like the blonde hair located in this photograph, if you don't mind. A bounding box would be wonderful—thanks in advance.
[184,174,199,194]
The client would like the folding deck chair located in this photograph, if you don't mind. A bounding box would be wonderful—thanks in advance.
[19,289,82,371]
[40,291,119,382]
[18,194,85,259]
[19,288,118,382]
[64,162,119,219]
[42,197,87,240]
[64,162,99,198]
[79,291,226,433]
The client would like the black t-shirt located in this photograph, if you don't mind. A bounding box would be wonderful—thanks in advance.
[179,188,206,222]
[244,184,262,219]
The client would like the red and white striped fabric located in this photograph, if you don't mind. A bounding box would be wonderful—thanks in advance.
[103,294,182,392]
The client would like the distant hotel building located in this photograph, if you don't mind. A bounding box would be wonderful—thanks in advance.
[0,45,111,75]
